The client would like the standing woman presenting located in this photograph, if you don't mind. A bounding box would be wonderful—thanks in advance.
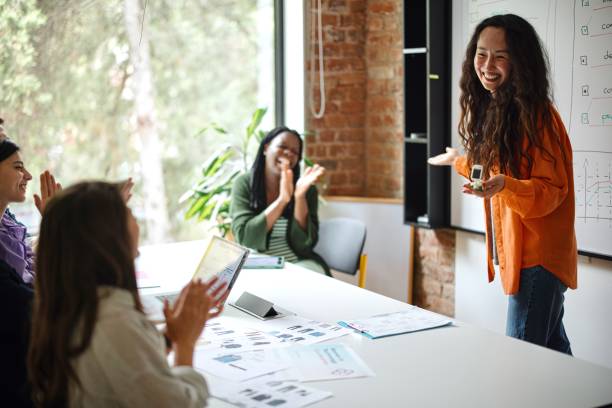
[230,126,328,275]
[429,14,576,354]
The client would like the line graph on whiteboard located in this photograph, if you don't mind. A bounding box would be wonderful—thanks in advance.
[574,150,612,226]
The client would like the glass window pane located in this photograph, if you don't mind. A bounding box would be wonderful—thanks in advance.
[1,0,276,243]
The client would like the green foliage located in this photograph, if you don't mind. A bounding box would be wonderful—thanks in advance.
[0,0,46,112]
[180,107,268,236]
[1,0,276,242]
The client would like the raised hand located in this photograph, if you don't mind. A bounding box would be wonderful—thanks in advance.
[278,158,294,204]
[34,170,62,215]
[119,177,134,203]
[0,119,6,140]
[427,147,460,166]
[295,164,325,198]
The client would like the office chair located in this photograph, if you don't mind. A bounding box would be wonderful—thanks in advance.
[314,217,368,288]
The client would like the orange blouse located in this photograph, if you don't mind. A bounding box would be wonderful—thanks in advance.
[454,106,577,295]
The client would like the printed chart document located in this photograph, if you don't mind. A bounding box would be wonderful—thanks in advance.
[339,307,452,339]
[196,315,352,355]
[208,377,333,408]
[197,317,286,353]
[235,343,374,383]
[194,349,289,382]
[274,344,375,382]
[249,315,353,346]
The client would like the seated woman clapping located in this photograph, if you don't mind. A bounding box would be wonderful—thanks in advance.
[0,119,61,407]
[28,181,225,407]
[230,126,327,274]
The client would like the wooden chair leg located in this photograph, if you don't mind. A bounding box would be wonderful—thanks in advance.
[358,254,367,288]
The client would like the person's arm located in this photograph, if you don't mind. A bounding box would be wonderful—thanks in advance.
[290,185,320,249]
[428,147,470,179]
[231,168,295,250]
[91,314,208,408]
[293,194,308,231]
[163,278,225,366]
[230,174,269,251]
[293,164,325,231]
[495,134,570,219]
[453,155,470,179]
[264,162,293,230]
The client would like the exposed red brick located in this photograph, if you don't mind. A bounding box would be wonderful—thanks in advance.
[321,13,338,25]
[328,0,347,10]
[305,0,455,314]
[368,1,396,14]
[349,0,366,13]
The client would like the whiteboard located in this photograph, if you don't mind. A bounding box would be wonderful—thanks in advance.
[450,0,612,258]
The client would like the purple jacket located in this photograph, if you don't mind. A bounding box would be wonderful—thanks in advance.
[0,210,35,284]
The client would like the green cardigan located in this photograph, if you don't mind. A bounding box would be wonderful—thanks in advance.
[230,173,330,275]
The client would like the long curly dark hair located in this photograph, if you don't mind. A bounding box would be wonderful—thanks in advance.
[249,126,303,217]
[459,14,560,178]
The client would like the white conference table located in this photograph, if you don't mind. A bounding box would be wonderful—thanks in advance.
[137,240,612,408]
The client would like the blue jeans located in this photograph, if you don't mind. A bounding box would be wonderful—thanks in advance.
[506,265,572,355]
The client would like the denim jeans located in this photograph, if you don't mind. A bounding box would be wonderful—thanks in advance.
[506,265,572,355]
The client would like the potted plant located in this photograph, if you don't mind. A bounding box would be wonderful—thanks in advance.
[179,108,268,237]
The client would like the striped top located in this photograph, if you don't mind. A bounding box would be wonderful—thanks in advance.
[267,217,298,263]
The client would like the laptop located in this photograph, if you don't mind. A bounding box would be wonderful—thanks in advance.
[140,236,249,322]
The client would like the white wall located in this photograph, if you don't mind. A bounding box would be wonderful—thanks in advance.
[319,200,412,303]
[455,230,612,369]
[283,0,305,132]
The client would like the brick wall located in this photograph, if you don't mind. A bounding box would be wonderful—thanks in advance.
[305,0,368,196]
[305,0,403,197]
[413,228,455,316]
[304,0,455,316]
[364,0,403,197]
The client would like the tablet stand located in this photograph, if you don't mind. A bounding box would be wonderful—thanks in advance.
[230,292,288,320]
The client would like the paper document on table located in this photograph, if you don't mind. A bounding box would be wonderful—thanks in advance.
[339,307,452,339]
[274,343,375,382]
[247,315,353,346]
[194,348,289,382]
[208,376,333,408]
[196,316,286,353]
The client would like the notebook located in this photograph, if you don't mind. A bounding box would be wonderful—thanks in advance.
[141,236,249,322]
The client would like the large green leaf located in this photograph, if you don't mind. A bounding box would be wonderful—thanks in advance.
[185,195,209,219]
[182,108,270,230]
[202,145,235,177]
[245,107,267,141]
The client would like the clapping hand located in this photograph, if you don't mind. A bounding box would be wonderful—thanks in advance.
[278,158,294,204]
[295,164,325,198]
[0,119,6,141]
[34,170,62,215]
[119,177,134,203]
[163,277,228,348]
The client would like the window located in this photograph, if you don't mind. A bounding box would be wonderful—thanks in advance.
[1,0,276,242]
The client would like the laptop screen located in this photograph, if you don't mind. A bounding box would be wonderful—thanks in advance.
[193,236,249,291]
